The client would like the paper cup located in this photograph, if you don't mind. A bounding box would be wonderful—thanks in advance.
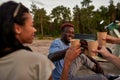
[88,40,98,56]
[97,32,107,46]
[70,39,80,47]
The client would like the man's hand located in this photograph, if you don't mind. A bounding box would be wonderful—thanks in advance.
[64,45,81,62]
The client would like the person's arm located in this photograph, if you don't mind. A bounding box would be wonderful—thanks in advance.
[114,38,120,44]
[48,75,53,80]
[106,53,120,69]
[60,57,71,80]
[48,48,68,62]
[105,35,120,44]
[60,45,81,80]
[93,46,120,69]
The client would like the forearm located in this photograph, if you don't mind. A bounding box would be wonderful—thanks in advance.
[48,48,68,62]
[115,38,120,44]
[60,46,81,80]
[60,59,71,80]
[106,54,120,69]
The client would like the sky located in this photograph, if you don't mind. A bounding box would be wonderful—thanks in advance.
[0,0,120,14]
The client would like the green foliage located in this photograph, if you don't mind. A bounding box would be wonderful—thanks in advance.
[50,5,72,23]
[81,0,92,8]
[30,0,120,39]
[108,0,116,22]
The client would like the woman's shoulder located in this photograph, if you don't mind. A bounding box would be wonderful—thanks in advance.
[12,49,51,63]
[9,49,55,80]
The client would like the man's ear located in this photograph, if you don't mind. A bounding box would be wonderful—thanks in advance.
[14,23,22,34]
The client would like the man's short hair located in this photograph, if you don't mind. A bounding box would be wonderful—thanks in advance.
[60,23,74,31]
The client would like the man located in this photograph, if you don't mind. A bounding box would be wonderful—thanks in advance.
[48,23,104,80]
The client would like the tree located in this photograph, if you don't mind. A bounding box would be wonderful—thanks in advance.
[116,3,120,20]
[94,6,109,32]
[50,5,71,23]
[31,2,49,37]
[30,0,120,38]
[108,0,116,22]
[81,0,92,8]
[50,5,72,36]
[73,5,82,33]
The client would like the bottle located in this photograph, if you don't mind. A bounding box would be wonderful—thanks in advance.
[105,20,120,38]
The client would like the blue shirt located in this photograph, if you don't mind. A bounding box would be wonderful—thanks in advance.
[49,38,69,80]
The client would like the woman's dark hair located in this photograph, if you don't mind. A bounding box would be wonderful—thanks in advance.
[0,1,31,57]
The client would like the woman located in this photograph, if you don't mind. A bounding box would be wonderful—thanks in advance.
[0,1,54,80]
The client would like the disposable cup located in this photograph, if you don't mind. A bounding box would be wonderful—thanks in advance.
[97,32,107,46]
[88,40,98,56]
[70,39,80,47]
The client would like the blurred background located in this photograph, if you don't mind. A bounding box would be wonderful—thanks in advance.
[0,0,120,39]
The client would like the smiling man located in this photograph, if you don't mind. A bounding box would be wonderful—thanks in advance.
[49,23,75,80]
[48,22,105,80]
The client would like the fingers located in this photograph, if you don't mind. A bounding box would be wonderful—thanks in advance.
[98,46,102,50]
[102,35,112,43]
[92,49,99,53]
[76,48,81,56]
[92,46,112,59]
[70,46,81,56]
[65,46,81,62]
[92,46,104,54]
[105,35,117,44]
